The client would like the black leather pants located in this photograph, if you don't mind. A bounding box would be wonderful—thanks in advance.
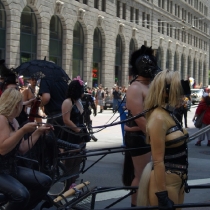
[0,166,52,210]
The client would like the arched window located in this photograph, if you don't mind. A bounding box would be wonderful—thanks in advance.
[0,1,6,59]
[181,54,184,79]
[203,62,207,85]
[193,58,196,78]
[174,52,177,71]
[129,39,135,58]
[49,15,62,66]
[73,22,84,78]
[20,6,37,63]
[166,49,170,69]
[115,35,122,86]
[187,56,191,78]
[199,60,202,84]
[92,28,102,87]
[157,47,161,68]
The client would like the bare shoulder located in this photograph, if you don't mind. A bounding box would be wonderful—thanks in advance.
[148,108,166,126]
[62,98,72,107]
[0,115,8,128]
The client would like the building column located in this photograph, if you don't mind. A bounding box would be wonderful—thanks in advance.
[62,21,73,77]
[83,27,94,85]
[194,59,199,85]
[37,16,50,60]
[177,53,181,72]
[169,49,173,71]
[5,4,21,68]
[122,39,129,87]
[189,57,193,78]
[183,55,187,80]
[161,48,165,70]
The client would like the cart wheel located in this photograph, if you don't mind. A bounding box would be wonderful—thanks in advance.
[104,106,107,110]
[48,162,72,196]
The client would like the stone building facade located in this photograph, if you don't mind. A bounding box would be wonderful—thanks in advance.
[0,0,209,88]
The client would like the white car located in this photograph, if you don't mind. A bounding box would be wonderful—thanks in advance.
[191,89,204,104]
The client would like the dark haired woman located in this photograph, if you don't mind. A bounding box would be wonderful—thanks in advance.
[123,45,161,207]
[193,93,210,146]
[61,76,86,144]
[61,76,87,186]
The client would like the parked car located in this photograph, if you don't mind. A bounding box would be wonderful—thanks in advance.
[191,89,204,104]
[104,98,113,110]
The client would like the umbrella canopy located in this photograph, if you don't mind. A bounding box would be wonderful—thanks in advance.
[14,59,70,82]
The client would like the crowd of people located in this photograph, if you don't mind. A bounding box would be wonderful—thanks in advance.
[0,41,208,210]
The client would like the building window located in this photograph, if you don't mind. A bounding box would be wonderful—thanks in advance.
[170,25,173,37]
[129,39,135,59]
[102,0,106,12]
[73,22,84,78]
[115,35,123,86]
[157,47,162,68]
[116,1,120,18]
[167,0,170,12]
[162,22,164,34]
[92,28,102,87]
[122,3,126,20]
[135,9,139,24]
[94,0,99,9]
[0,2,6,59]
[20,6,37,63]
[174,51,177,71]
[158,19,161,32]
[83,0,88,5]
[162,0,165,9]
[142,12,146,27]
[49,15,62,66]
[158,0,161,7]
[147,14,150,29]
[167,23,169,36]
[130,7,134,22]
[181,54,184,79]
[178,5,180,17]
[166,49,169,69]
[170,1,173,13]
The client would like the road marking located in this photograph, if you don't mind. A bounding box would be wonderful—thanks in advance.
[188,178,210,185]
[95,178,210,202]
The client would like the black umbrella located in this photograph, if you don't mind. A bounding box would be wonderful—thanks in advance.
[14,59,70,82]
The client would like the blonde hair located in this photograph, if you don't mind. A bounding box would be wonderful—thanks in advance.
[0,88,23,117]
[144,70,183,119]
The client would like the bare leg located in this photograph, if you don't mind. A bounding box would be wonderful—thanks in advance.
[131,152,151,205]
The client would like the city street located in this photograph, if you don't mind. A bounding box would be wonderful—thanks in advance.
[82,105,210,209]
[41,105,210,209]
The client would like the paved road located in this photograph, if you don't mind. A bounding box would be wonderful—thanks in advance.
[40,105,210,209]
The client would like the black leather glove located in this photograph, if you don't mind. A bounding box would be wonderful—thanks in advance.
[155,191,174,210]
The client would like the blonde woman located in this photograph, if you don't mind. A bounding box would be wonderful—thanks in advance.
[137,70,189,210]
[0,88,52,210]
